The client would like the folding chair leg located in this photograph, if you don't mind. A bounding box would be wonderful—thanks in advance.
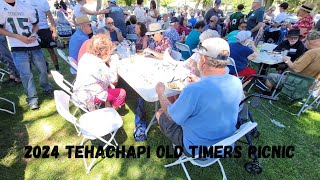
[217,160,227,180]
[181,161,191,180]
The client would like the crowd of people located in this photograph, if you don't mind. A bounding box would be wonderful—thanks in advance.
[0,0,320,157]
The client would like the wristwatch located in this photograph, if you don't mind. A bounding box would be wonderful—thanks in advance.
[284,60,290,64]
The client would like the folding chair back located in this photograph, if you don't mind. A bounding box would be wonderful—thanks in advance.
[175,42,191,59]
[54,90,77,124]
[280,73,315,101]
[51,70,73,94]
[126,34,138,41]
[68,56,78,71]
[0,69,16,114]
[228,57,239,77]
[171,50,182,61]
[165,122,258,180]
[57,49,68,63]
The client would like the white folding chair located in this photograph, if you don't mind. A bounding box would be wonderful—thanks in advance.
[164,122,258,180]
[57,48,69,63]
[175,42,191,60]
[171,50,182,61]
[54,90,123,173]
[0,68,16,114]
[68,56,78,74]
[126,34,138,41]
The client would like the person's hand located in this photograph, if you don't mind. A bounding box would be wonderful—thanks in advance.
[276,64,288,71]
[186,74,200,83]
[156,82,165,94]
[102,9,109,14]
[143,48,152,54]
[282,56,291,63]
[16,35,31,44]
[27,36,37,43]
[112,26,118,32]
[52,30,58,41]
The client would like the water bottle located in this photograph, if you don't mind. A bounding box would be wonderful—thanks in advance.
[257,41,263,52]
[149,39,155,49]
[126,44,131,58]
[131,41,136,54]
[182,31,185,36]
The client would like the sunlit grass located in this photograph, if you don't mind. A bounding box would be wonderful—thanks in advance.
[0,49,320,179]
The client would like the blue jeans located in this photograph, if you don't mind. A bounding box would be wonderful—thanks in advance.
[0,35,19,77]
[12,49,52,106]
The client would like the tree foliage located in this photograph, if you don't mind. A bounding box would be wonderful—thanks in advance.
[160,0,175,8]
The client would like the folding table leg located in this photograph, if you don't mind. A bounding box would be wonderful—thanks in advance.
[145,101,159,136]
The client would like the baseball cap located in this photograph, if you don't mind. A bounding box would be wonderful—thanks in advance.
[215,0,221,5]
[108,0,116,4]
[75,16,91,24]
[236,30,252,42]
[170,17,179,23]
[306,31,320,41]
[195,38,230,60]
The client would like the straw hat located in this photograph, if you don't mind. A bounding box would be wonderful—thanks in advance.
[75,16,91,24]
[300,2,315,13]
[146,23,165,35]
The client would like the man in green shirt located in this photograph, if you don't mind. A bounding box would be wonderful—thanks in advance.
[228,4,245,32]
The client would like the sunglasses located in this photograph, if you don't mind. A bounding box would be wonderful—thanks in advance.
[240,26,247,28]
[287,36,299,40]
[210,20,216,22]
[107,22,114,25]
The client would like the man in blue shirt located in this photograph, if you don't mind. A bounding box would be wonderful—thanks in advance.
[228,30,258,76]
[202,16,222,36]
[188,11,197,28]
[104,0,126,38]
[69,16,92,62]
[105,17,124,44]
[246,0,264,38]
[155,38,243,156]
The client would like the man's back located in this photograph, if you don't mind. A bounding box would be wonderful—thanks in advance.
[293,48,320,80]
[229,12,244,32]
[69,29,88,61]
[167,74,243,155]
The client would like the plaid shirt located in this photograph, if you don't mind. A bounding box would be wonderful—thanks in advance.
[154,36,172,53]
[292,15,314,38]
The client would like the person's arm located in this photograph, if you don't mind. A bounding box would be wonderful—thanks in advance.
[282,52,312,73]
[46,11,58,41]
[144,48,164,59]
[0,28,30,44]
[250,22,263,33]
[153,9,158,18]
[80,6,106,15]
[114,27,123,42]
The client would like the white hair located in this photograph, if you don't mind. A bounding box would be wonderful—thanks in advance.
[199,29,220,42]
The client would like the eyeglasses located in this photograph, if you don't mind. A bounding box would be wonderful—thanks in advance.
[287,36,299,40]
[210,20,216,22]
[107,22,114,25]
[240,26,247,28]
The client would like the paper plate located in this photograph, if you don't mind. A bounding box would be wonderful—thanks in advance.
[166,80,188,91]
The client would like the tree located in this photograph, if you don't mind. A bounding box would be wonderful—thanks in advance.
[161,0,175,8]
[96,0,102,11]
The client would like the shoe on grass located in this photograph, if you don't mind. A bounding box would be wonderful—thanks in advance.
[29,104,39,110]
[44,89,53,95]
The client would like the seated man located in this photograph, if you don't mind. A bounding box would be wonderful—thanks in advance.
[143,23,172,59]
[105,17,124,45]
[272,29,306,71]
[69,16,92,62]
[155,38,243,156]
[265,31,320,90]
[228,31,258,77]
[163,17,181,49]
[202,16,222,36]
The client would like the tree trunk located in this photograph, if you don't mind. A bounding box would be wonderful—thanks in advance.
[195,0,201,9]
[157,0,161,13]
[96,0,102,11]
[264,0,274,10]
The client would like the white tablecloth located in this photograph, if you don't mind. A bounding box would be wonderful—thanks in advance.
[252,51,283,65]
[118,55,190,102]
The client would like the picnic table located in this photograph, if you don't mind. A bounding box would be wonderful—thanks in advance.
[117,54,190,135]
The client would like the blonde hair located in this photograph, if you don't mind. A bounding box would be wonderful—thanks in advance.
[86,34,114,61]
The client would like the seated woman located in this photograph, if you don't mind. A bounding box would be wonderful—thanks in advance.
[73,34,126,111]
[181,20,205,60]
[143,23,172,59]
[135,22,149,51]
[228,31,258,78]
[126,15,137,34]
[177,16,191,36]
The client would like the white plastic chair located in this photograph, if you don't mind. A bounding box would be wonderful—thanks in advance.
[126,34,138,41]
[175,42,191,60]
[68,56,78,74]
[54,90,123,173]
[164,121,258,180]
[171,50,182,61]
[57,49,69,63]
[0,68,16,114]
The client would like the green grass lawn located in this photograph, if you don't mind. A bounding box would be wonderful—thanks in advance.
[0,49,320,180]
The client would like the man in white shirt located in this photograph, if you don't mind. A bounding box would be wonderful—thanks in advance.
[22,0,60,71]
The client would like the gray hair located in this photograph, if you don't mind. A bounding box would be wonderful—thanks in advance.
[96,28,109,35]
[201,50,230,68]
[199,29,220,42]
